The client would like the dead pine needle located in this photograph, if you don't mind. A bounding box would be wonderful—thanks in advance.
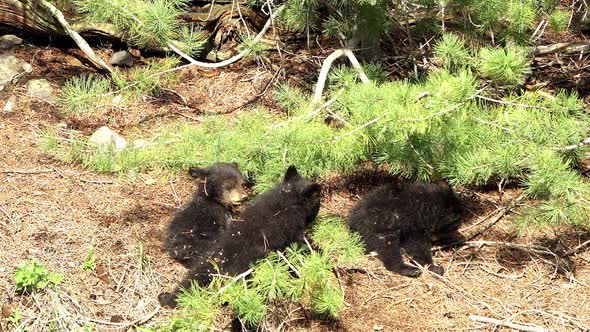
[468,315,554,332]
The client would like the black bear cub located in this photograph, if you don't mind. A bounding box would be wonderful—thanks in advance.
[348,181,463,277]
[164,162,248,267]
[159,166,322,308]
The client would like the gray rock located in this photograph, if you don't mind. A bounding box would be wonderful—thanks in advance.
[0,54,32,90]
[108,51,135,67]
[89,126,128,151]
[26,79,55,103]
[0,35,23,50]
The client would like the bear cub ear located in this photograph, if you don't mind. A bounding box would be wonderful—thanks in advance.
[231,162,240,170]
[189,167,209,179]
[283,166,301,183]
[302,183,322,199]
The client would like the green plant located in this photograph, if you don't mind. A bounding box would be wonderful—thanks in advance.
[111,57,180,99]
[434,33,471,70]
[311,216,365,266]
[14,259,63,294]
[168,214,363,328]
[504,0,536,43]
[478,46,531,86]
[81,245,96,271]
[6,309,26,332]
[60,75,111,114]
[274,83,309,115]
[548,9,569,32]
[74,0,200,50]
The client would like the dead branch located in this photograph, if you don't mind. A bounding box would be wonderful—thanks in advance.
[561,137,590,151]
[312,48,370,104]
[433,194,525,252]
[463,194,525,242]
[178,4,284,69]
[0,169,56,174]
[533,42,590,56]
[562,239,590,257]
[468,315,553,332]
[38,0,113,73]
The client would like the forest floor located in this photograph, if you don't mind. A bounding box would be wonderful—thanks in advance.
[1,43,590,332]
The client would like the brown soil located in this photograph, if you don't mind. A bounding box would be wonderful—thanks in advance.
[1,43,590,332]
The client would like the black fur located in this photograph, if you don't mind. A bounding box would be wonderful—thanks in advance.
[164,162,247,266]
[159,166,321,308]
[348,181,463,277]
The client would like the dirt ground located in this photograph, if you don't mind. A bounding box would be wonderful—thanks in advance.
[1,44,590,332]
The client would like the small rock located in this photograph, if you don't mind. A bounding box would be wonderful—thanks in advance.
[3,96,16,112]
[127,48,141,58]
[109,51,135,67]
[132,139,148,148]
[26,79,55,103]
[0,54,32,90]
[111,95,123,106]
[67,57,85,67]
[0,35,23,50]
[89,126,128,151]
[373,325,383,331]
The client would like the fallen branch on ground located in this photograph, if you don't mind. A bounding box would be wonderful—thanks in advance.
[468,315,553,332]
[433,194,525,252]
[533,42,590,56]
[39,0,113,73]
[0,169,56,174]
[562,239,590,257]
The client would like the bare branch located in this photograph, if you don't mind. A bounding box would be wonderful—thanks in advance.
[39,0,113,73]
[312,48,370,104]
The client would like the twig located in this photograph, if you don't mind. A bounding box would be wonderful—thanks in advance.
[277,251,301,278]
[169,179,181,205]
[80,179,114,184]
[464,194,525,242]
[434,194,525,251]
[330,114,385,142]
[312,48,370,104]
[475,95,549,109]
[0,169,56,174]
[215,269,254,294]
[0,205,11,226]
[162,88,188,106]
[468,315,553,332]
[362,283,413,304]
[562,239,590,257]
[39,0,113,73]
[561,137,590,151]
[79,304,160,327]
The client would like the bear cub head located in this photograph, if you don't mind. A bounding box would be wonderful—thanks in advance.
[277,165,322,224]
[189,162,248,208]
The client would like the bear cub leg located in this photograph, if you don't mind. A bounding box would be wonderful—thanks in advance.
[401,232,444,276]
[375,231,422,277]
